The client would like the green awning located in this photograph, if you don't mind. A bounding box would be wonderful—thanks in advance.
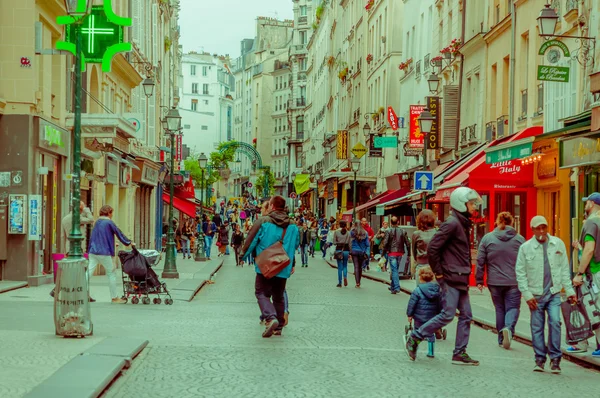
[537,120,591,140]
[485,137,534,164]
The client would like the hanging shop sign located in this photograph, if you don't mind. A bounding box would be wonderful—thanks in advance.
[337,130,349,159]
[39,119,69,157]
[559,135,600,168]
[387,106,399,131]
[403,142,421,157]
[537,65,570,83]
[351,142,368,159]
[409,105,426,148]
[538,40,571,58]
[537,156,557,179]
[486,142,533,164]
[426,97,440,150]
[56,2,132,72]
[373,136,398,148]
[8,194,27,234]
[369,134,383,157]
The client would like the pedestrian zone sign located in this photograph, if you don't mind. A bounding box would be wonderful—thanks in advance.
[351,142,368,159]
[414,171,434,191]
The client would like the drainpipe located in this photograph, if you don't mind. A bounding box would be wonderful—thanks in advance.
[454,0,467,153]
[508,1,516,135]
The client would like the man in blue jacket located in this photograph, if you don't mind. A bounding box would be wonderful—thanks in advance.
[241,195,300,338]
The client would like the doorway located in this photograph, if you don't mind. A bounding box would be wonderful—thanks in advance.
[494,192,527,236]
[41,159,59,275]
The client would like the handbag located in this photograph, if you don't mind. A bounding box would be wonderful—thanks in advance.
[216,241,222,247]
[561,287,595,345]
[334,250,344,260]
[255,227,290,279]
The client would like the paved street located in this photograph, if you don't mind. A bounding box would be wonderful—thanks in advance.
[97,255,599,398]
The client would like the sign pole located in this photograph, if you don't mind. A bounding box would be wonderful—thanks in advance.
[422,131,428,210]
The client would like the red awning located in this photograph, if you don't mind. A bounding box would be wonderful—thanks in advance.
[342,189,409,215]
[162,193,197,218]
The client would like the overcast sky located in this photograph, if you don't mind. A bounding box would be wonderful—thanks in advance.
[179,0,295,58]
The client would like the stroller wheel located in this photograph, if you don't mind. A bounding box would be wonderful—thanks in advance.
[153,298,162,305]
[165,298,173,305]
[131,297,139,305]
[142,297,151,305]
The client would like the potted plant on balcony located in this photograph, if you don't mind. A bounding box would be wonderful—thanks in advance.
[338,67,349,83]
[398,58,413,73]
[365,0,375,11]
[378,106,385,115]
[327,56,336,68]
[252,137,257,148]
[366,54,373,64]
[431,55,443,67]
[371,113,380,123]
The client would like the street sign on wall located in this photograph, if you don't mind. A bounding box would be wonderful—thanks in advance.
[369,134,383,157]
[426,96,440,150]
[414,171,434,191]
[409,105,426,148]
[537,65,570,82]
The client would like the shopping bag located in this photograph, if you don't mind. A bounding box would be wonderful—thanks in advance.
[315,239,321,252]
[561,289,595,345]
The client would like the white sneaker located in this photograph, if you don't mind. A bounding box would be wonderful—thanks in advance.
[501,328,512,349]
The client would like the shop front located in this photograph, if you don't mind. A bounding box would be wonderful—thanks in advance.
[132,157,160,250]
[0,115,71,283]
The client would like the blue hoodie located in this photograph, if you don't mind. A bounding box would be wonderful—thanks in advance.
[88,217,131,257]
[241,210,300,279]
[406,282,442,325]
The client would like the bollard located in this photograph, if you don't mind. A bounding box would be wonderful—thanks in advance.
[54,257,93,337]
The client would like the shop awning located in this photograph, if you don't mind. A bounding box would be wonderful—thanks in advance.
[342,189,408,216]
[376,191,423,211]
[435,157,485,199]
[162,193,197,218]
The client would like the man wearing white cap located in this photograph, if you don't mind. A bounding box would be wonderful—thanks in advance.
[515,215,576,374]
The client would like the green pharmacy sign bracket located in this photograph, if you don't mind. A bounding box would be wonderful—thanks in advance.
[56,0,131,72]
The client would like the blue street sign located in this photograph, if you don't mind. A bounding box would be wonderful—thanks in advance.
[414,171,434,191]
[398,116,405,129]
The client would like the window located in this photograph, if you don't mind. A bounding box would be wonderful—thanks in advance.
[190,65,196,75]
[296,146,303,168]
[204,100,209,105]
[300,6,307,16]
[192,83,198,93]
[201,125,208,130]
[191,99,198,111]
[203,84,209,95]
[300,58,307,71]
[300,30,307,45]
[202,66,207,76]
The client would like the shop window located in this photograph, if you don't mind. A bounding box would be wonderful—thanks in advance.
[474,192,490,246]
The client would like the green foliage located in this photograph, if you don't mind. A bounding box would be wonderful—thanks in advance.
[184,141,238,189]
[255,168,276,197]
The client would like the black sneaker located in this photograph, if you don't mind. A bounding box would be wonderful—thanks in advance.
[550,358,561,374]
[49,288,55,298]
[451,352,480,366]
[533,359,545,372]
[404,334,421,361]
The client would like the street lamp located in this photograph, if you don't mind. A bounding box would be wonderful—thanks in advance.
[64,0,93,16]
[427,73,441,94]
[313,171,321,216]
[195,153,208,262]
[537,4,559,37]
[363,122,371,136]
[350,156,361,221]
[142,77,155,98]
[311,144,316,155]
[162,107,182,279]
[417,108,435,209]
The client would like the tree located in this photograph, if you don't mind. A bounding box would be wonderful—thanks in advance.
[184,141,238,190]
[255,167,276,197]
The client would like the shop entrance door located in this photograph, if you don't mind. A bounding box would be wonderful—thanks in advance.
[494,192,527,236]
[42,170,57,274]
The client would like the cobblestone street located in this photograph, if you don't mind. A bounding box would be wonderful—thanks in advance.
[99,255,599,398]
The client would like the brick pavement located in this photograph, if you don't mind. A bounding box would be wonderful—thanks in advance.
[0,255,221,397]
[101,254,599,398]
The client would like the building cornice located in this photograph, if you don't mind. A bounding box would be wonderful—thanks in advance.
[111,54,144,89]
[483,15,511,44]
[460,33,485,56]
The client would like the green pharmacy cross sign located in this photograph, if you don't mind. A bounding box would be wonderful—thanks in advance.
[56,0,131,72]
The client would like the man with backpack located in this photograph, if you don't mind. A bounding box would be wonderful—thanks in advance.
[382,216,410,294]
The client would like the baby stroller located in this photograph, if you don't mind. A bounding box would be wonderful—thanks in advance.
[118,247,173,305]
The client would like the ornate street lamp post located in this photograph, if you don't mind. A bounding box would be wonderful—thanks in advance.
[350,156,361,221]
[417,108,435,210]
[313,171,321,216]
[162,107,182,279]
[195,153,208,262]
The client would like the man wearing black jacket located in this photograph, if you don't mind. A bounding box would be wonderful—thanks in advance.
[405,187,482,365]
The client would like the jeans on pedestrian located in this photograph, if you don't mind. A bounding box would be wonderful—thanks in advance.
[336,251,350,284]
[362,247,371,270]
[233,245,241,265]
[309,238,316,256]
[88,254,120,299]
[204,235,213,258]
[488,285,522,344]
[321,240,328,258]
[350,251,364,285]
[255,273,287,328]
[284,289,289,313]
[300,245,308,265]
[413,281,473,356]
[181,238,190,257]
[388,255,401,293]
[530,292,562,362]
[414,319,435,343]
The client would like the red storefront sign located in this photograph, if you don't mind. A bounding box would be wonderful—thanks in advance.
[387,106,399,130]
[409,105,426,148]
[176,135,182,161]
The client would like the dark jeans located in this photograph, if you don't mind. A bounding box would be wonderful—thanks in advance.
[350,251,364,285]
[413,281,472,356]
[255,273,287,329]
[321,240,328,257]
[336,251,350,284]
[488,285,521,344]
[300,245,308,265]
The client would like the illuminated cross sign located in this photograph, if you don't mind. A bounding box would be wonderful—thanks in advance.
[56,1,131,72]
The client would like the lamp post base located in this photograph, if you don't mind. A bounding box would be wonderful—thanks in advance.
[194,234,207,261]
[161,271,180,279]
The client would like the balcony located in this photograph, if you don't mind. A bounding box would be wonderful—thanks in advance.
[296,98,306,107]
[297,72,307,81]
[288,132,304,143]
[496,115,508,138]
[274,60,290,71]
[485,121,496,142]
[298,16,308,25]
[291,44,307,55]
[460,124,478,146]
